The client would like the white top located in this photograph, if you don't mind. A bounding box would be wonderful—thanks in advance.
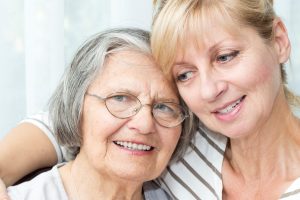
[22,112,300,199]
[7,164,68,200]
[7,163,171,200]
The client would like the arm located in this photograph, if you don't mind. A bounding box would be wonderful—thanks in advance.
[0,122,57,186]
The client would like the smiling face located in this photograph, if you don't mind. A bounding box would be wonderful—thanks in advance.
[172,21,290,138]
[79,51,181,182]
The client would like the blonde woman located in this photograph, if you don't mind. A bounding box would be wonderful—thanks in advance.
[151,0,300,199]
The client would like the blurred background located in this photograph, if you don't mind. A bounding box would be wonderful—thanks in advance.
[0,0,299,138]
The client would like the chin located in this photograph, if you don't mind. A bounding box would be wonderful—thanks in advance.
[207,122,252,139]
[224,125,256,139]
[113,166,157,181]
[223,131,249,139]
[117,172,154,183]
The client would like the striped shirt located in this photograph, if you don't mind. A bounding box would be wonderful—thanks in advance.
[24,112,300,199]
[157,126,227,200]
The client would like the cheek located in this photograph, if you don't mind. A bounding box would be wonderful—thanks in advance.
[160,126,181,156]
[238,59,281,93]
[234,58,282,117]
[178,84,205,115]
[80,107,125,151]
[239,48,281,87]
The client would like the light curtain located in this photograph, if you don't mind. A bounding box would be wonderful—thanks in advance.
[0,0,152,136]
[24,0,65,117]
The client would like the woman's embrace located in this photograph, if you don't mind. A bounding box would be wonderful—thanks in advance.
[1,0,300,199]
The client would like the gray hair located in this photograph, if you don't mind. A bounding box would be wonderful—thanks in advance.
[49,28,197,162]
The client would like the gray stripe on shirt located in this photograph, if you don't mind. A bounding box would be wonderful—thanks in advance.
[181,158,220,200]
[199,130,225,155]
[167,166,202,200]
[189,142,222,179]
[281,189,300,199]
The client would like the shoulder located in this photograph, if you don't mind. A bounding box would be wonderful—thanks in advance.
[21,111,51,129]
[7,164,68,200]
[21,111,68,162]
[20,111,54,141]
[143,181,172,200]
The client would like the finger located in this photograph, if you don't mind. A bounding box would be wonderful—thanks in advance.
[0,179,10,200]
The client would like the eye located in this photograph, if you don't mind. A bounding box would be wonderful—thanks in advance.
[108,93,137,105]
[216,51,239,64]
[111,94,128,102]
[176,71,194,82]
[153,103,175,114]
[107,93,138,109]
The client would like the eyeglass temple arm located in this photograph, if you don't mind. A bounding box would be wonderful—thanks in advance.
[86,93,105,101]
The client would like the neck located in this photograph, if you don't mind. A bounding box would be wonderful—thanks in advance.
[226,90,300,182]
[59,153,144,200]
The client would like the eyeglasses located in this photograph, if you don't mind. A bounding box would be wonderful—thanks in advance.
[86,92,188,128]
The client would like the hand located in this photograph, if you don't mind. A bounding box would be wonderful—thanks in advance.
[0,178,9,200]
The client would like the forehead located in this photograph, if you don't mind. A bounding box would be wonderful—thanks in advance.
[91,51,178,100]
[180,11,243,49]
[176,16,261,62]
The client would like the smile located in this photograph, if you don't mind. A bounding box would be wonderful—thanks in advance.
[114,141,153,151]
[216,95,246,114]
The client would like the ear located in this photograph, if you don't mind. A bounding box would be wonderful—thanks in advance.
[273,18,291,64]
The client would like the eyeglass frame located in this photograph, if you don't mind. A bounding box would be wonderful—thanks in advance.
[85,92,189,128]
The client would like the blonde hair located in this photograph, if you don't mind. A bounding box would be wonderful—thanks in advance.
[151,0,300,106]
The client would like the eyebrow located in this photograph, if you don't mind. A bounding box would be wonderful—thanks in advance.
[155,94,178,103]
[173,37,240,66]
[208,38,238,54]
[172,62,194,69]
[109,88,137,95]
[105,89,178,103]
[173,61,189,66]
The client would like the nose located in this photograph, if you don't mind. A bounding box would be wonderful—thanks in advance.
[198,71,227,102]
[126,104,156,134]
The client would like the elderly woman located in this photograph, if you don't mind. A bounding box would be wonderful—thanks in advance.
[4,28,195,200]
[151,0,300,199]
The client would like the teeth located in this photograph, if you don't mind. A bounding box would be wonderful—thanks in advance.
[218,97,243,114]
[115,141,152,151]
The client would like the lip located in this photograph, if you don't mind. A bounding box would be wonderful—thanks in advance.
[113,140,155,154]
[212,95,246,121]
[213,95,245,113]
